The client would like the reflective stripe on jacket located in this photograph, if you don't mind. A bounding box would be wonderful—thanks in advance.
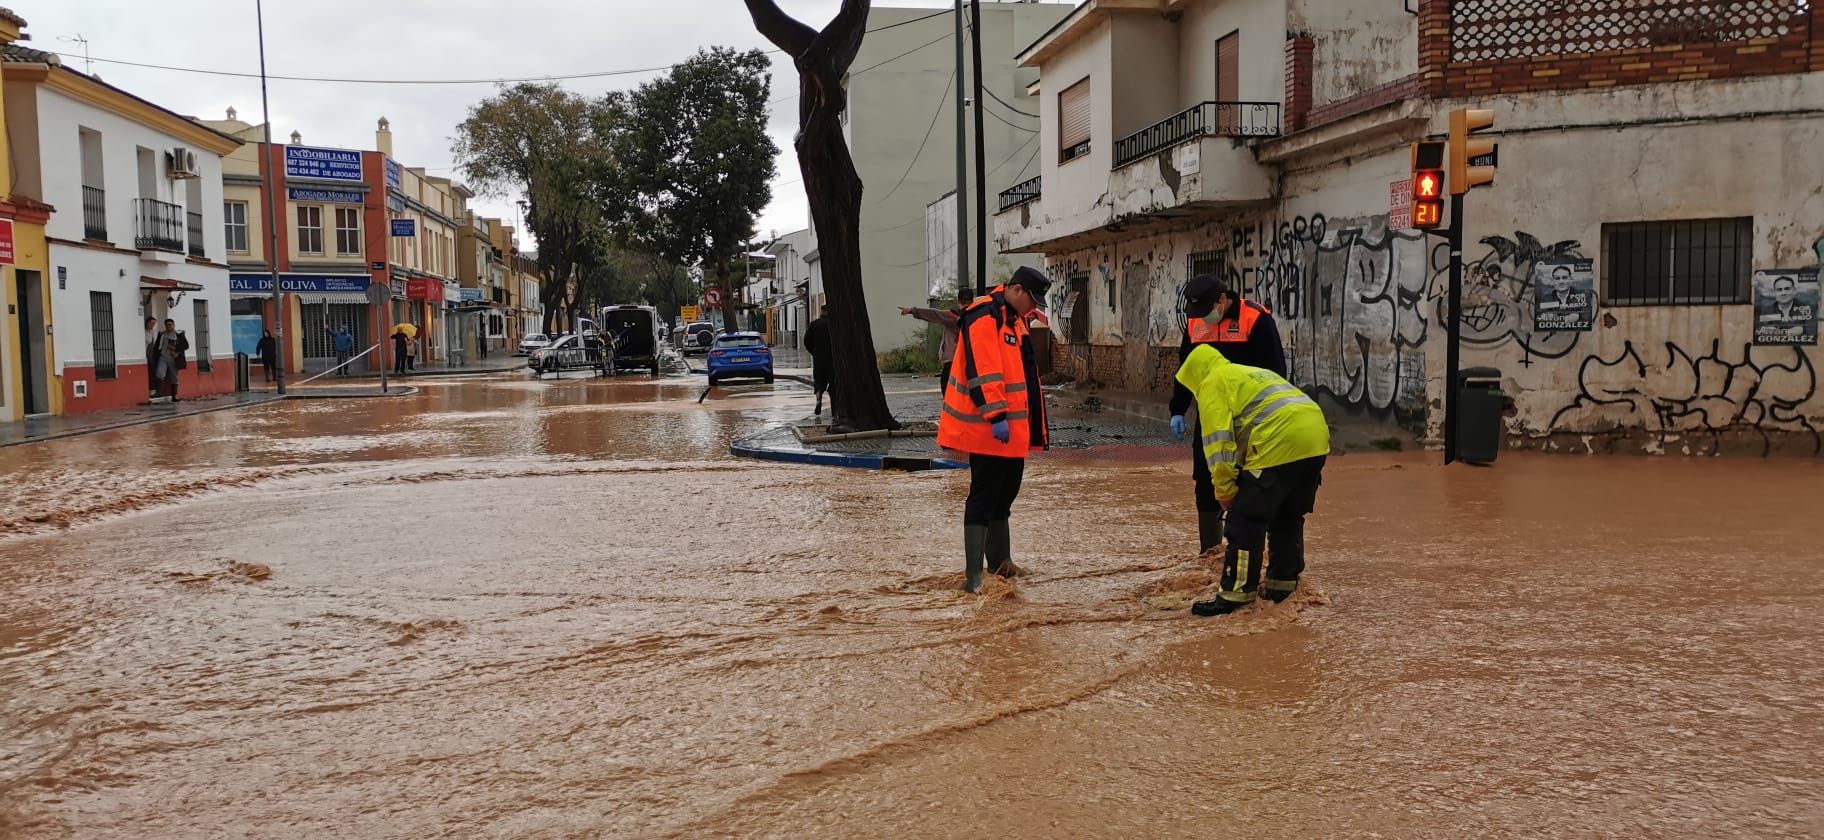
[937,288,1049,457]
[1174,344,1329,501]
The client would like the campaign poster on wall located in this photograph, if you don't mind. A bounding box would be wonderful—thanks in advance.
[1753,268,1820,346]
[1532,258,1595,332]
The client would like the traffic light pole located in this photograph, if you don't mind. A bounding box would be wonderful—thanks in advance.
[1444,192,1465,466]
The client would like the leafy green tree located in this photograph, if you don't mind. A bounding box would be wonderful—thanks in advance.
[612,47,777,335]
[453,82,617,334]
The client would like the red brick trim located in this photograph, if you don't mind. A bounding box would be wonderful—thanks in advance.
[1305,73,1427,132]
[1284,37,1315,134]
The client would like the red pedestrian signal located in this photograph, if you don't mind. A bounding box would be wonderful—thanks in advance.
[1414,170,1444,200]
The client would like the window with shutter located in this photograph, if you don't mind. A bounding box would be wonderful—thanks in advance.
[1058,78,1091,163]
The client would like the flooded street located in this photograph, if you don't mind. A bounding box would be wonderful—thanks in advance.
[2,374,1821,838]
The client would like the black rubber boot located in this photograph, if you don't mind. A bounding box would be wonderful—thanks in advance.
[964,524,988,593]
[987,519,1020,577]
[1191,596,1251,617]
[1197,509,1225,555]
[1263,579,1298,603]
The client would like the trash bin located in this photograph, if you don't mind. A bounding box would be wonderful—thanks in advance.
[234,352,251,392]
[1457,366,1504,465]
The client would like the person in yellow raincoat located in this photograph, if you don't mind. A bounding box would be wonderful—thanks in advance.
[1174,344,1330,616]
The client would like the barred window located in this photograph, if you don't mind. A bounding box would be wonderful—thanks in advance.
[90,291,117,380]
[193,299,213,372]
[1602,218,1752,306]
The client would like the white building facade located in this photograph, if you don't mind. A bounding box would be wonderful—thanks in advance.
[5,49,240,412]
[997,0,1824,456]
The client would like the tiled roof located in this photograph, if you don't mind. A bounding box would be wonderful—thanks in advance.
[2,42,57,65]
[0,8,26,28]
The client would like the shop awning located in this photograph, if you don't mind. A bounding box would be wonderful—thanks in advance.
[140,276,206,292]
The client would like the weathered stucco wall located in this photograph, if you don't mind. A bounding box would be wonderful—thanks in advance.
[1289,0,1419,108]
[1035,72,1824,454]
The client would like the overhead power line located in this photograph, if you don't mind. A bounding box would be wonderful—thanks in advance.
[983,87,1038,119]
[51,9,956,87]
[867,67,956,208]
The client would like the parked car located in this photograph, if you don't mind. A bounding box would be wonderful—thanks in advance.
[706,332,773,385]
[527,333,609,375]
[678,321,716,356]
[517,333,551,355]
[597,304,664,376]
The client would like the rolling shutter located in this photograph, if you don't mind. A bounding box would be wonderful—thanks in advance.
[1058,78,1091,159]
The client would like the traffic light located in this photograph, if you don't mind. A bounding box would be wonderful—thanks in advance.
[1449,108,1496,194]
[1411,141,1446,230]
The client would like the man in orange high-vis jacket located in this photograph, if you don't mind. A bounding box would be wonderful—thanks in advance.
[937,266,1052,593]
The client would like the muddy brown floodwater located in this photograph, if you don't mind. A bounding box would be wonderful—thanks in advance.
[1,374,1821,838]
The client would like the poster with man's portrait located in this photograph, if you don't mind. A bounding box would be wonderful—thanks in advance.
[1753,268,1820,346]
[1533,258,1595,332]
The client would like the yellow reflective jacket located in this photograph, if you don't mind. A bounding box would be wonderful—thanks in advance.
[1174,344,1330,501]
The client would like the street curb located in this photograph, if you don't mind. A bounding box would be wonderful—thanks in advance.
[286,387,421,400]
[0,395,287,449]
[687,367,813,387]
[729,432,968,471]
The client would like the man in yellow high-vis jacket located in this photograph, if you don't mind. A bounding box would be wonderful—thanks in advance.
[1174,344,1330,616]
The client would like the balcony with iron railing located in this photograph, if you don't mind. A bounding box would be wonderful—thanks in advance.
[997,176,1041,214]
[83,185,108,240]
[1112,101,1282,168]
[186,212,205,258]
[135,199,185,253]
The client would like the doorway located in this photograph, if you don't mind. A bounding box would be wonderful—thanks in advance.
[1215,31,1239,133]
[14,269,49,415]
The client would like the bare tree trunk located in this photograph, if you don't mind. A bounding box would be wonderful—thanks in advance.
[745,0,898,431]
[714,258,740,331]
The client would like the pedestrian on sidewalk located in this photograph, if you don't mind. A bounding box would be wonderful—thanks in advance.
[937,266,1051,594]
[392,327,409,374]
[804,306,834,417]
[257,330,278,382]
[145,316,160,400]
[155,318,189,401]
[405,327,418,371]
[1174,344,1328,616]
[1169,276,1287,556]
[326,325,355,375]
[901,289,970,394]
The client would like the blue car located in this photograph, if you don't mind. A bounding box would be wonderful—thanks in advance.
[706,332,773,385]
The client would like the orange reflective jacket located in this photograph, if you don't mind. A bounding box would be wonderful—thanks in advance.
[937,288,1049,458]
[1187,298,1271,345]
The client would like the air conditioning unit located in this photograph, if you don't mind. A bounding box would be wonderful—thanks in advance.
[169,147,199,179]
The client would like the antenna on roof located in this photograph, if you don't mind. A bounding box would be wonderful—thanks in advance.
[56,34,92,75]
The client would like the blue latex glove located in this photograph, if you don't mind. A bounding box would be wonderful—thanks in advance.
[990,419,1011,443]
[1170,415,1186,441]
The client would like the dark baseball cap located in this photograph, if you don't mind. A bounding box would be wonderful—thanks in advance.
[1185,274,1228,303]
[1009,266,1051,307]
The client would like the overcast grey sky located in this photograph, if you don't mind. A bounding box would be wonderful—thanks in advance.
[29,0,957,245]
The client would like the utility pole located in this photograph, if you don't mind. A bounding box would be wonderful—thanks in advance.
[255,0,286,395]
[969,0,988,296]
[952,0,971,302]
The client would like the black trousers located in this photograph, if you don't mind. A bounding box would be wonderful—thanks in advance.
[1189,431,1222,513]
[812,358,833,395]
[964,453,1026,525]
[1222,455,1326,596]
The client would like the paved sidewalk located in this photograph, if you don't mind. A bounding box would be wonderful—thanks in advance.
[0,392,285,448]
[0,385,419,448]
[731,374,1181,469]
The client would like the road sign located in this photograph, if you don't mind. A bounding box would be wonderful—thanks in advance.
[680,305,700,322]
[705,288,723,307]
[365,282,392,306]
[1469,145,1498,169]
